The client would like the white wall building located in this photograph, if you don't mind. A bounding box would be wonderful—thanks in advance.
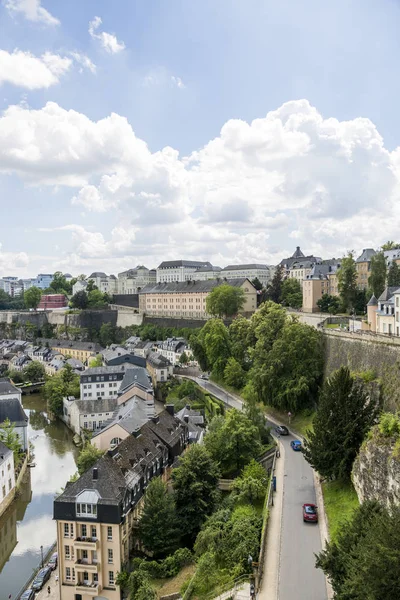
[220,264,274,287]
[0,442,15,515]
[156,260,213,283]
[117,266,156,294]
[87,272,118,294]
[191,266,223,281]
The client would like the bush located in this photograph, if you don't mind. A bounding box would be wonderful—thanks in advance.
[378,412,400,438]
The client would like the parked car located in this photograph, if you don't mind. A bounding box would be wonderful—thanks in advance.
[32,567,51,591]
[20,590,35,600]
[275,425,289,436]
[290,440,302,451]
[48,552,58,570]
[303,503,318,523]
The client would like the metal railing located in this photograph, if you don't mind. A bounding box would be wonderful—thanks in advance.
[256,449,277,590]
[203,574,250,600]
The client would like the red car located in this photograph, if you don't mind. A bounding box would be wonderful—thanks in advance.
[303,503,318,523]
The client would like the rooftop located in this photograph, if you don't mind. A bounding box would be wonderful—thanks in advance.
[74,398,118,415]
[157,260,213,269]
[0,378,22,396]
[222,264,269,271]
[0,398,28,427]
[356,248,377,263]
[139,278,252,294]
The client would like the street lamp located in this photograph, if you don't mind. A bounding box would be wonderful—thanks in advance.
[40,545,44,569]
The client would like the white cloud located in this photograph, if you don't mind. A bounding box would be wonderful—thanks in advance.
[143,69,186,89]
[0,241,29,271]
[171,75,185,89]
[4,0,59,26]
[88,16,125,54]
[1,99,400,270]
[70,52,96,74]
[0,49,71,89]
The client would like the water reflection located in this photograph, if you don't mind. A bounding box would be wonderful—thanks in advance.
[0,393,78,600]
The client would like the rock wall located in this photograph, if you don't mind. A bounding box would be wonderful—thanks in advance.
[352,430,400,507]
[323,331,400,412]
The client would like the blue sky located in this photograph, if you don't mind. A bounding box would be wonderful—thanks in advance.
[1,0,400,276]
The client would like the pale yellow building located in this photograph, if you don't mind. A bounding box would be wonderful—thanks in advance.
[302,263,341,313]
[139,278,257,319]
[356,248,376,290]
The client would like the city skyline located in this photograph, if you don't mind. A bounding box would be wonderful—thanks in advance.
[1,0,400,276]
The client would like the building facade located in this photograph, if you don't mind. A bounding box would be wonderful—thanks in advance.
[0,442,15,517]
[87,273,118,295]
[356,249,376,290]
[220,264,274,287]
[35,274,54,289]
[156,260,213,283]
[80,366,152,401]
[117,266,156,294]
[302,263,341,313]
[139,278,257,319]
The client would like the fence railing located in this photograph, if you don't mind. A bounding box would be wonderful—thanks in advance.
[256,449,277,590]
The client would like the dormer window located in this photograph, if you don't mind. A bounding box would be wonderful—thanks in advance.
[76,490,99,519]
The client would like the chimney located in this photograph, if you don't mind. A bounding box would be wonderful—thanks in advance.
[186,404,190,410]
[184,415,189,423]
[92,467,98,480]
[165,404,175,417]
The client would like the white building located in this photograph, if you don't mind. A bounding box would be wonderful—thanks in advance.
[87,272,118,294]
[62,396,118,434]
[71,279,87,296]
[117,266,156,294]
[0,398,29,452]
[0,379,22,404]
[156,260,213,283]
[220,264,274,287]
[80,365,152,401]
[191,266,223,281]
[0,442,15,516]
[155,337,191,366]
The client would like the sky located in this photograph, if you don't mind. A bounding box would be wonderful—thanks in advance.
[1,0,400,277]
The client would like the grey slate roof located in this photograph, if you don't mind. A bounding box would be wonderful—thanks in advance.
[139,278,251,294]
[93,397,149,437]
[356,248,377,263]
[39,339,102,352]
[0,399,28,427]
[147,353,172,369]
[119,367,152,392]
[222,264,269,271]
[88,272,107,278]
[176,405,205,426]
[157,260,212,269]
[367,295,378,306]
[377,287,400,302]
[83,365,128,376]
[0,441,12,463]
[195,266,222,273]
[0,378,21,396]
[74,398,118,415]
[292,246,305,259]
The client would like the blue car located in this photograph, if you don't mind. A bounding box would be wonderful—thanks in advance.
[290,440,302,451]
[20,590,35,600]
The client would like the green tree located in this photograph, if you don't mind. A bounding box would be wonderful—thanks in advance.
[99,322,116,346]
[244,397,271,445]
[316,294,340,314]
[76,445,104,475]
[50,271,72,295]
[172,444,220,544]
[251,277,263,291]
[206,284,246,318]
[223,357,246,389]
[337,251,358,311]
[88,289,108,308]
[23,286,42,309]
[368,251,387,298]
[70,290,88,309]
[139,477,180,558]
[0,418,23,466]
[23,360,46,383]
[44,365,80,416]
[198,318,231,377]
[86,279,97,293]
[265,266,283,303]
[231,459,268,504]
[228,316,252,367]
[303,367,380,480]
[381,240,400,251]
[205,409,262,477]
[0,290,12,310]
[6,370,24,384]
[178,351,189,365]
[89,354,103,367]
[251,321,323,411]
[280,278,302,308]
[387,261,400,287]
[353,288,368,314]
[116,569,157,600]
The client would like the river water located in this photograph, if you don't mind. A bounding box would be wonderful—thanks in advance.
[0,393,78,600]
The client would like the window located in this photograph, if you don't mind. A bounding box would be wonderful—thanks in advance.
[107,526,112,541]
[108,548,113,563]
[109,571,115,586]
[66,567,71,581]
[84,422,88,429]
[81,524,87,537]
[8,479,12,491]
[71,524,74,538]
[72,568,75,581]
[91,526,97,538]
[65,545,70,559]
[64,523,69,537]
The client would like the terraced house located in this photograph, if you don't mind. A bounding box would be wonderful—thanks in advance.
[54,410,188,600]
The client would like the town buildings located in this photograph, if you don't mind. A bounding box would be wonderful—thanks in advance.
[0,379,22,404]
[40,340,102,364]
[302,262,341,313]
[86,273,118,295]
[154,337,192,366]
[0,442,15,517]
[80,366,152,401]
[219,264,274,287]
[53,410,188,600]
[156,260,213,283]
[0,398,29,452]
[365,287,400,336]
[117,266,156,294]
[146,353,174,385]
[139,278,257,319]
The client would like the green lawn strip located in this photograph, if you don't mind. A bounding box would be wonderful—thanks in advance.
[151,563,196,596]
[321,480,359,542]
[324,323,339,329]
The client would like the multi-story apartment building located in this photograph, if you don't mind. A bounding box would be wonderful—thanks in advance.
[80,365,152,401]
[0,442,15,517]
[117,266,156,294]
[220,264,274,288]
[146,353,173,385]
[139,278,257,319]
[287,260,316,287]
[156,260,213,283]
[87,273,118,295]
[40,340,102,363]
[356,249,376,290]
[280,247,321,279]
[302,263,341,313]
[54,411,188,600]
[191,266,222,281]
[35,274,54,289]
[154,337,191,365]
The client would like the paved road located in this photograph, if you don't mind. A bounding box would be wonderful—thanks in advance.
[183,376,328,600]
[269,428,327,600]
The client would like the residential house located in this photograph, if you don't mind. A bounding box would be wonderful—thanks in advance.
[302,263,341,313]
[35,274,54,289]
[0,398,29,451]
[0,442,15,517]
[117,266,156,294]
[62,397,118,435]
[53,412,187,600]
[356,249,376,290]
[154,337,191,366]
[146,353,173,385]
[365,287,400,335]
[72,279,88,296]
[280,247,322,279]
[132,341,154,358]
[0,379,22,404]
[40,339,102,363]
[124,337,141,353]
[102,347,146,368]
[80,366,152,401]
[9,354,31,372]
[87,272,118,295]
[176,404,205,444]
[139,278,257,319]
[156,260,213,283]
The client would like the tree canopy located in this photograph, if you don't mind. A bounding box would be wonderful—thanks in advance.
[24,286,42,309]
[206,284,246,318]
[280,278,302,308]
[368,251,387,299]
[0,418,22,466]
[387,261,400,288]
[76,444,104,475]
[44,364,80,416]
[303,367,380,480]
[265,266,283,303]
[23,360,46,383]
[70,290,89,309]
[337,251,358,311]
[316,294,340,314]
[381,240,400,251]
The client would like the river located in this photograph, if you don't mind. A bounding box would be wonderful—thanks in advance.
[0,393,78,600]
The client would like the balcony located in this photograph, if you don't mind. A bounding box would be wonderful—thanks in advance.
[76,582,101,596]
[74,536,99,550]
[75,559,99,573]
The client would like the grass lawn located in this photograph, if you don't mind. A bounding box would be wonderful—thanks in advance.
[264,405,315,438]
[321,480,360,542]
[324,323,339,329]
[152,563,196,598]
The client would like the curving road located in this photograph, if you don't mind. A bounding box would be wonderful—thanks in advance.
[184,376,328,600]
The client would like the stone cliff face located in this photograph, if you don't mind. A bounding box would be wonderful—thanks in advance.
[352,430,400,507]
